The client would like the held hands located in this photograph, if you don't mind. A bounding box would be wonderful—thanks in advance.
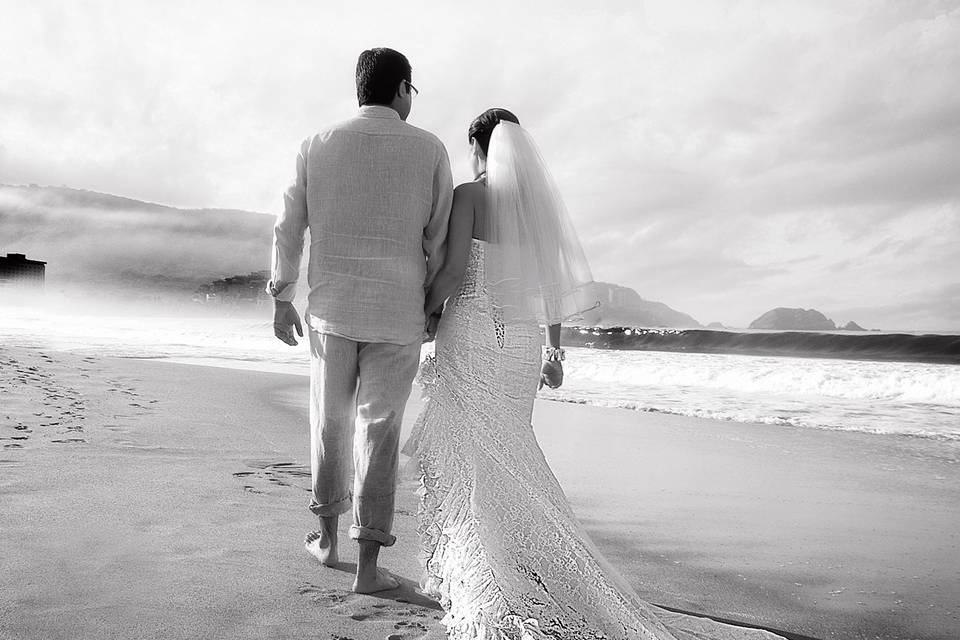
[273,300,303,346]
[423,310,442,344]
[539,360,563,390]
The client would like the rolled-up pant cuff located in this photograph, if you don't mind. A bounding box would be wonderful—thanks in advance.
[348,525,396,547]
[308,495,352,518]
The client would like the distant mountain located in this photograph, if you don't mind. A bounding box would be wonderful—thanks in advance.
[840,320,867,331]
[0,184,275,296]
[588,282,700,328]
[749,307,836,331]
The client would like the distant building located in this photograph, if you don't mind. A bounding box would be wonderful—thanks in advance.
[193,270,271,306]
[0,253,47,290]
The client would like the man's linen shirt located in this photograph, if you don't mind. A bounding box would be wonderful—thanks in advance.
[270,106,454,345]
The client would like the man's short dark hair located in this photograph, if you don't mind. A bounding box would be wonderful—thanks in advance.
[356,48,412,107]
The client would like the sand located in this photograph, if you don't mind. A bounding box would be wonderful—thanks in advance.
[0,347,444,640]
[534,402,960,640]
[0,344,957,640]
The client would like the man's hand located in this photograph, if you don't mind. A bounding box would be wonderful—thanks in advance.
[273,300,303,346]
[538,360,563,390]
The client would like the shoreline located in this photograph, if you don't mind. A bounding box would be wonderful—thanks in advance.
[161,355,960,459]
[1,346,957,639]
[540,394,960,456]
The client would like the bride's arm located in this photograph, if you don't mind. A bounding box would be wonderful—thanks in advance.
[545,323,561,349]
[424,183,477,316]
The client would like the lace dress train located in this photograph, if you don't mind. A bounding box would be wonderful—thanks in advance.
[403,241,783,640]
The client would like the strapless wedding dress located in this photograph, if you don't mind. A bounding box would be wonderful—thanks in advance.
[403,240,783,640]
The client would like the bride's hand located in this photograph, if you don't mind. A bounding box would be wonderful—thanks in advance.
[422,310,442,343]
[539,361,563,390]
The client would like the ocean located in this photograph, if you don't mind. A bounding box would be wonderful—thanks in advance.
[541,348,960,442]
[2,308,958,445]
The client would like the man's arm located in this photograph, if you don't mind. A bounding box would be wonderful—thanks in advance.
[422,143,454,288]
[269,139,310,345]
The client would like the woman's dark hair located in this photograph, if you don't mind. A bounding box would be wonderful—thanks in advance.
[468,108,521,156]
[356,48,412,107]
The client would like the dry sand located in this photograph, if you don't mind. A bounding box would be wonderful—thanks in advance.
[0,346,444,640]
[0,345,957,640]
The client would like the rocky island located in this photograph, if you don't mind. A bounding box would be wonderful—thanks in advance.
[749,307,869,332]
[749,307,836,331]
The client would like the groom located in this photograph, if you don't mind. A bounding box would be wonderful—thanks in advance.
[268,47,453,593]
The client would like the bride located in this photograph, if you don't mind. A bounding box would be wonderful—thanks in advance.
[402,108,784,640]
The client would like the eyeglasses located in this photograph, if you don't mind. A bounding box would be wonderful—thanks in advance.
[405,80,419,97]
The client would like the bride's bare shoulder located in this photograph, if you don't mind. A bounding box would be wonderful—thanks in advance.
[454,180,487,217]
[454,180,485,200]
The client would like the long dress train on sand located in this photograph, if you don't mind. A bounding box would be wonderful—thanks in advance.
[402,240,784,640]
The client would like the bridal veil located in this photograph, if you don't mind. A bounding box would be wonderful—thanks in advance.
[480,121,599,325]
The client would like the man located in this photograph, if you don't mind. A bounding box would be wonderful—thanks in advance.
[269,47,453,593]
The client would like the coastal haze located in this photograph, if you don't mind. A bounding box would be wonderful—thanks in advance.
[1,3,959,640]
[1,1,958,331]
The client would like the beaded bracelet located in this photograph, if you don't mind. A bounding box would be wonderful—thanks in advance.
[543,347,565,362]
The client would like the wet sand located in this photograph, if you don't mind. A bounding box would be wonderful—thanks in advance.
[0,345,957,639]
[533,402,960,640]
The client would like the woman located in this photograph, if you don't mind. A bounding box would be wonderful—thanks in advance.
[403,109,782,640]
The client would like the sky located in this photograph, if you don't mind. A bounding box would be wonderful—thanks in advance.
[1,0,958,331]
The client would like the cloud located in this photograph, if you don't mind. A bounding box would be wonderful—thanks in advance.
[1,0,958,330]
[831,282,960,332]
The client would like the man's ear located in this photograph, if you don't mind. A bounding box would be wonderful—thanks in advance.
[471,138,486,161]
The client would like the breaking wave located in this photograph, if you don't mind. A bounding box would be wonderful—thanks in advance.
[565,327,960,365]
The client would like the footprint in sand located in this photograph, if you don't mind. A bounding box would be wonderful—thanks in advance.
[234,460,312,495]
[298,584,441,639]
[298,584,348,604]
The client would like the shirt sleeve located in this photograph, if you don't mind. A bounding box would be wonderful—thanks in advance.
[268,139,310,303]
[423,143,454,288]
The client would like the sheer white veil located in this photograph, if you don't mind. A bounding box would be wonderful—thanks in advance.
[479,121,599,325]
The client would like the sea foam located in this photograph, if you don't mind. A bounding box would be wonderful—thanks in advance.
[3,308,957,443]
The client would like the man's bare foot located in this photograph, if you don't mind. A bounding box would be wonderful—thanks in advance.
[353,538,397,593]
[304,530,338,566]
[304,515,339,567]
[352,567,400,594]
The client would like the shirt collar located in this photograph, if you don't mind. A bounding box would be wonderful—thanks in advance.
[358,105,401,120]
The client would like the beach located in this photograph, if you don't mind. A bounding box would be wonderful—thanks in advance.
[1,344,957,640]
